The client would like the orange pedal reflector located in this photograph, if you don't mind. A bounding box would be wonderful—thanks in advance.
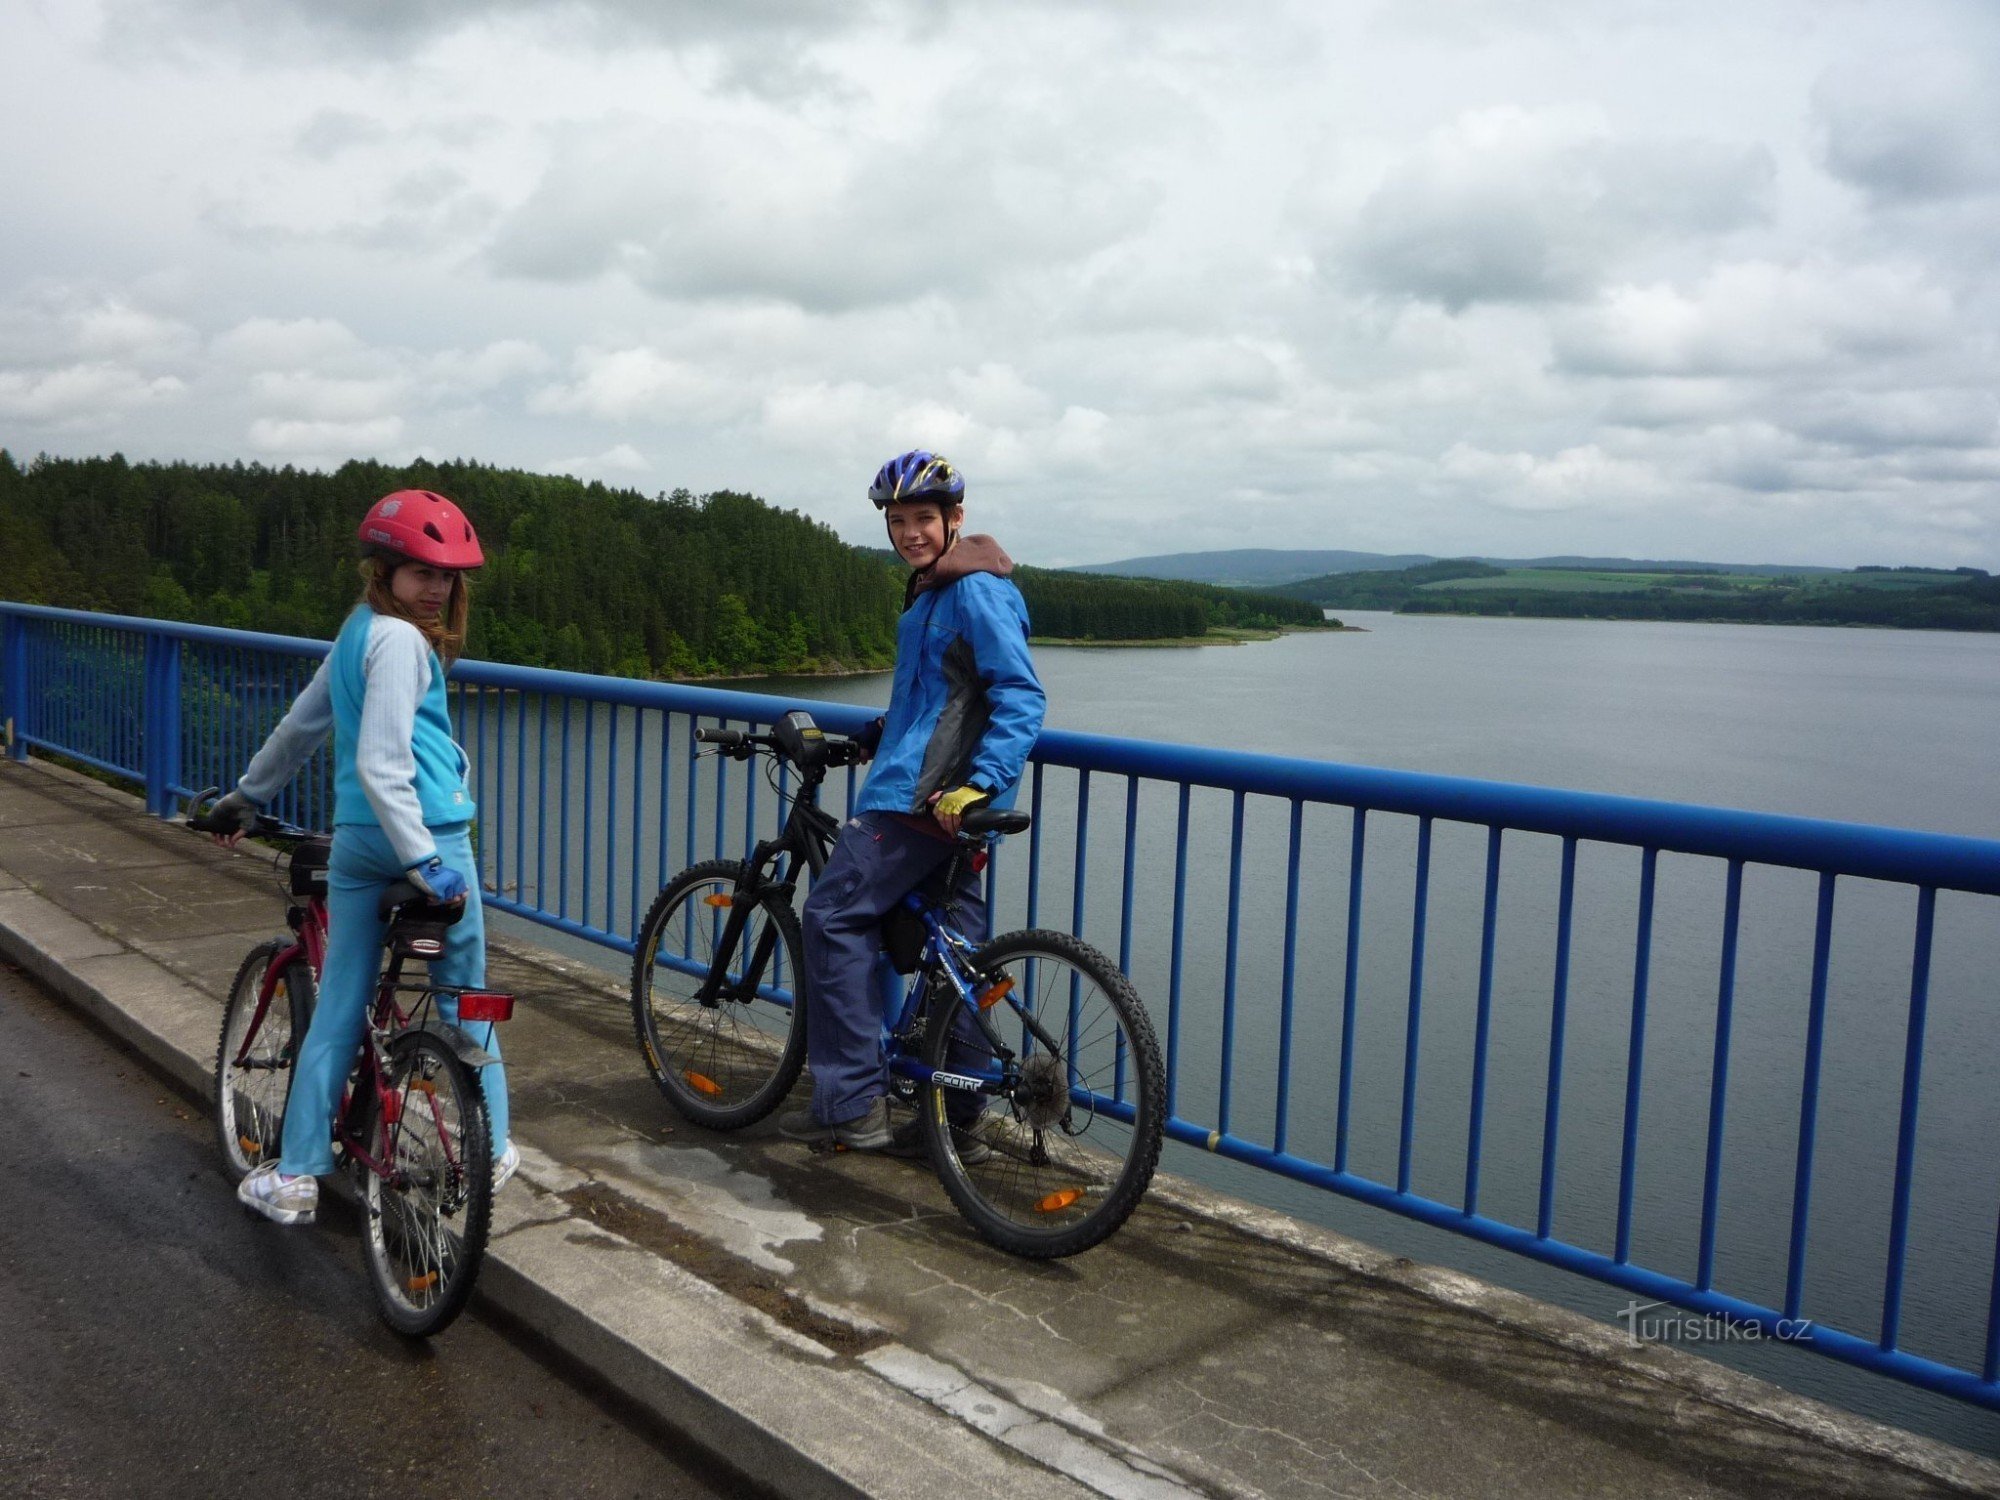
[1035,1187,1083,1214]
[409,1078,437,1096]
[405,1272,440,1292]
[238,1135,261,1154]
[684,1071,723,1096]
[703,893,734,908]
[977,977,1014,1010]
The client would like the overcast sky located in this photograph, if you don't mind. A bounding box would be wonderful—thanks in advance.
[3,0,1998,569]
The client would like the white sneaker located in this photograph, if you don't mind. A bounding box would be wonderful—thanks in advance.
[494,1142,521,1194]
[238,1162,317,1225]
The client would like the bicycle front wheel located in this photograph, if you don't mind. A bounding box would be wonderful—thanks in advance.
[359,1030,493,1338]
[922,929,1165,1259]
[214,940,315,1183]
[630,860,807,1129]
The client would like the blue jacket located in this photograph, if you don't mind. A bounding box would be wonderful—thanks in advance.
[855,537,1045,815]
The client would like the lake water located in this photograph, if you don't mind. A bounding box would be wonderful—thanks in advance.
[478,611,2000,1452]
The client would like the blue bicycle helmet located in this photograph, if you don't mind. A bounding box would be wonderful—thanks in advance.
[868,450,964,509]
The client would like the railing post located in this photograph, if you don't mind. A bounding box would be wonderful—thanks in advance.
[143,630,182,816]
[2,612,27,761]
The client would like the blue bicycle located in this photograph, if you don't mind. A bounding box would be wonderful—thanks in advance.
[629,711,1165,1258]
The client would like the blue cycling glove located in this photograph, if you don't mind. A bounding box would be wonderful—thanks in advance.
[406,854,468,904]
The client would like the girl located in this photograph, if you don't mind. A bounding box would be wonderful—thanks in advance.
[208,488,516,1223]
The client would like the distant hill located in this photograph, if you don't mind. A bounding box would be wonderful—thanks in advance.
[1068,549,1432,585]
[1266,559,2000,630]
[1071,548,1845,586]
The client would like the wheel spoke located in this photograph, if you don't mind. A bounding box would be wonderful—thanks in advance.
[923,932,1163,1258]
[631,863,806,1128]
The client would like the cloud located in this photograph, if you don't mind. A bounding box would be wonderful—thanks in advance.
[429,340,552,393]
[529,346,746,424]
[545,442,650,477]
[294,109,388,160]
[247,371,409,422]
[1439,440,1664,513]
[248,415,405,455]
[0,288,198,367]
[213,317,365,369]
[0,363,187,423]
[1552,261,1955,377]
[1340,107,1773,309]
[110,0,875,58]
[486,91,1160,312]
[1813,51,2000,205]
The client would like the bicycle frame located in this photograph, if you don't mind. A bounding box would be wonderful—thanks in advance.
[685,768,842,1010]
[337,949,491,1187]
[229,891,327,1072]
[875,892,1147,1135]
[225,858,490,1192]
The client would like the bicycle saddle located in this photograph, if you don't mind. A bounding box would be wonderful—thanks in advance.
[960,806,1031,837]
[377,881,468,924]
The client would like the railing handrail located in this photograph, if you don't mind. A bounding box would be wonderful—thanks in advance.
[13,600,1999,897]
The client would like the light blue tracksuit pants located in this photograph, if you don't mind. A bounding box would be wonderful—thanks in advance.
[277,824,509,1176]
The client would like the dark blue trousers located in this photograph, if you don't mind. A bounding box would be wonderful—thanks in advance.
[799,812,987,1125]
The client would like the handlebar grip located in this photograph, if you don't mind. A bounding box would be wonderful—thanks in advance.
[694,727,749,748]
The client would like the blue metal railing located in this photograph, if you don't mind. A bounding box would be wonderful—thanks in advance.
[8,599,2000,1414]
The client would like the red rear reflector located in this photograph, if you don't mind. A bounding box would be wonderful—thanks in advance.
[1035,1187,1083,1214]
[457,991,514,1023]
[684,1071,722,1096]
[703,893,734,908]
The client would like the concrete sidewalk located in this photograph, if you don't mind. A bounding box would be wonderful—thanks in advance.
[4,755,1998,1500]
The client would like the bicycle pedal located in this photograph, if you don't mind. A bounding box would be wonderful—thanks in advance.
[807,1139,849,1155]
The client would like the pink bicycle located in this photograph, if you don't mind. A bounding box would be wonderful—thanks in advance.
[191,791,513,1336]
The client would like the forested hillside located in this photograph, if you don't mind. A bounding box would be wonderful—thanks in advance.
[0,452,900,676]
[0,452,1329,676]
[1013,566,1326,638]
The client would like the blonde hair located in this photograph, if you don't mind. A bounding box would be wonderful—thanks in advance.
[358,555,471,665]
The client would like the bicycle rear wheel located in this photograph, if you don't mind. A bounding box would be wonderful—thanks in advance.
[630,859,807,1129]
[213,940,315,1183]
[922,929,1165,1259]
[358,1030,493,1338]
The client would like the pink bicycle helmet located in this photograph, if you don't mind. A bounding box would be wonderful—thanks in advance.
[357,489,485,570]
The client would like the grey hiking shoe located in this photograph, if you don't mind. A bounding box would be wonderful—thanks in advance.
[778,1097,893,1150]
[886,1113,993,1166]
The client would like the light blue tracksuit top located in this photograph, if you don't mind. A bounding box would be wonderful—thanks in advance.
[328,606,476,837]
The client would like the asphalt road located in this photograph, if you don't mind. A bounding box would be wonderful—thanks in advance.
[0,961,745,1500]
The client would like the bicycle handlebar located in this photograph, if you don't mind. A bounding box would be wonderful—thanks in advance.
[693,724,867,769]
[184,787,319,842]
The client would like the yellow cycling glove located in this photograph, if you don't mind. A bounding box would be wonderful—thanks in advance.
[932,785,990,819]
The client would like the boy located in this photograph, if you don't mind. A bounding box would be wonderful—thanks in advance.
[782,450,1046,1150]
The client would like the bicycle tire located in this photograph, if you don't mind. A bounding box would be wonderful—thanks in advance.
[921,929,1165,1259]
[630,859,808,1129]
[358,1029,493,1338]
[213,940,315,1183]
